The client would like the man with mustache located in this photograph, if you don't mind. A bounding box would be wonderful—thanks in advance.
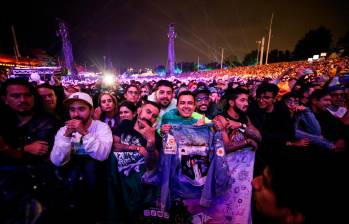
[0,78,59,223]
[194,85,222,120]
[148,80,177,127]
[50,92,112,223]
[0,78,58,161]
[214,87,261,153]
[207,88,261,223]
[109,100,162,223]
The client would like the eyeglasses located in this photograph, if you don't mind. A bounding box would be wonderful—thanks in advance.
[196,97,209,102]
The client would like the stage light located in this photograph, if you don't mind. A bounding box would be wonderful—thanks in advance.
[103,73,115,85]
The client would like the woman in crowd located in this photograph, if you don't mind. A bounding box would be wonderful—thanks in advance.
[119,101,137,122]
[94,92,119,132]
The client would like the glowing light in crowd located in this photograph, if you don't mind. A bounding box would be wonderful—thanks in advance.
[103,73,115,85]
[53,57,348,88]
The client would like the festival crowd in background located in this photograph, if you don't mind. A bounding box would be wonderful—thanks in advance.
[0,56,348,224]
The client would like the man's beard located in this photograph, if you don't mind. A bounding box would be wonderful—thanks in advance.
[233,104,247,117]
[197,105,208,113]
[159,98,170,108]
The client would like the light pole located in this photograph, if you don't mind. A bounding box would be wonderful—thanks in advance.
[220,48,224,69]
[197,56,200,71]
[260,37,265,65]
[256,40,261,65]
[265,13,274,65]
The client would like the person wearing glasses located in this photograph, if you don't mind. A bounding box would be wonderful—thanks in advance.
[248,83,295,175]
[124,84,140,106]
[194,85,222,119]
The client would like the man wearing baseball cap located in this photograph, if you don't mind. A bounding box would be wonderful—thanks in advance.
[50,91,113,223]
[194,85,222,119]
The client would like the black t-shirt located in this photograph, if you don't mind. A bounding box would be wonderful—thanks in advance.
[248,101,295,145]
[220,111,248,143]
[248,100,295,173]
[0,111,59,166]
[113,119,162,175]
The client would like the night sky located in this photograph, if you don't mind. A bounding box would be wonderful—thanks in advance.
[1,0,348,69]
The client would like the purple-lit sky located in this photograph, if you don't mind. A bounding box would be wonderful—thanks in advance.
[1,0,348,68]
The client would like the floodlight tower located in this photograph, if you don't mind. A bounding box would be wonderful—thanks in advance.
[167,23,176,75]
[57,19,76,76]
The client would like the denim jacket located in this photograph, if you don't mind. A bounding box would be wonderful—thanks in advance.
[295,108,334,149]
[157,123,231,210]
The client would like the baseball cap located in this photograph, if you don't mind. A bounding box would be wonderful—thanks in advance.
[194,85,210,97]
[63,92,94,108]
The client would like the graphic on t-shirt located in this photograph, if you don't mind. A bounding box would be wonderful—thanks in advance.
[114,133,145,176]
[229,128,245,143]
[71,132,88,155]
[179,145,209,186]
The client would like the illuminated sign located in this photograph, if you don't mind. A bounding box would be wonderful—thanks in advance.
[11,66,62,75]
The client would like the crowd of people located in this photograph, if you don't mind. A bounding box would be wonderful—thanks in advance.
[0,56,348,224]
